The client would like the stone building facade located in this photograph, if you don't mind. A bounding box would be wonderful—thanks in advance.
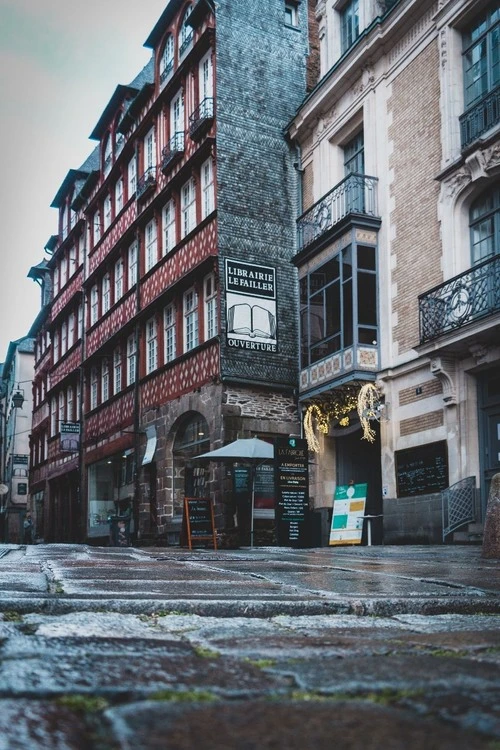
[29,0,314,544]
[289,0,500,543]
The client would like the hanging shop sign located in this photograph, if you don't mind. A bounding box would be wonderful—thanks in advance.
[60,422,80,453]
[225,259,277,353]
[275,437,309,547]
[329,483,367,546]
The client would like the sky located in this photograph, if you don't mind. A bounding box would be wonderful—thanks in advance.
[0,0,169,361]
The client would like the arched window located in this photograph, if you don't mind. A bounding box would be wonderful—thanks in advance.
[103,135,113,177]
[173,413,210,499]
[178,6,193,59]
[160,34,174,84]
[470,184,500,265]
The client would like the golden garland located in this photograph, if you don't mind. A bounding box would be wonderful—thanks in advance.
[304,383,384,451]
[357,382,382,443]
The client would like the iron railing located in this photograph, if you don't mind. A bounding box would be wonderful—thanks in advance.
[419,254,500,343]
[297,173,379,250]
[179,31,193,58]
[161,132,185,171]
[136,167,157,200]
[189,97,214,138]
[160,60,174,85]
[442,476,477,541]
[460,86,500,150]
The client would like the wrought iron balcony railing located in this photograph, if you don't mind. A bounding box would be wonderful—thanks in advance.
[160,60,174,85]
[419,253,500,343]
[136,167,157,201]
[189,97,214,140]
[161,132,185,172]
[179,31,193,59]
[460,86,500,150]
[297,173,379,251]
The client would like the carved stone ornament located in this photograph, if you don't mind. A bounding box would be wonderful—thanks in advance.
[443,167,472,200]
[315,0,326,21]
[353,65,375,96]
[430,356,457,406]
[484,143,500,173]
[469,343,490,365]
[439,28,447,68]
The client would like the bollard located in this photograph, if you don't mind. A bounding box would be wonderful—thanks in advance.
[482,472,500,559]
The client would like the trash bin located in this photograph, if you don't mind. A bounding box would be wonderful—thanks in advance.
[108,515,131,547]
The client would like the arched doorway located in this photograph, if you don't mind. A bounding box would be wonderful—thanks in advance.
[172,413,210,511]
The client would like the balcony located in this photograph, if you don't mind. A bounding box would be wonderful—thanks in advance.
[297,173,379,251]
[460,86,500,150]
[419,254,500,343]
[159,60,174,87]
[161,132,185,172]
[189,97,214,141]
[136,167,157,201]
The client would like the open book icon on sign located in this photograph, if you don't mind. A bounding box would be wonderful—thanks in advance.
[228,303,276,339]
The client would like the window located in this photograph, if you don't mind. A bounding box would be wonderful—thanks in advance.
[77,303,83,338]
[103,194,112,230]
[51,397,57,436]
[144,127,156,172]
[115,257,124,300]
[102,273,111,314]
[127,334,137,385]
[204,273,217,339]
[60,255,68,287]
[179,6,193,58]
[163,199,176,254]
[470,184,500,264]
[90,366,99,410]
[201,158,214,219]
[341,0,359,53]
[70,207,77,230]
[160,34,174,84]
[68,312,75,349]
[164,303,176,362]
[61,205,69,240]
[66,385,74,422]
[171,90,185,139]
[101,360,110,402]
[299,244,377,368]
[115,177,124,214]
[94,210,102,244]
[61,320,68,355]
[90,285,99,325]
[145,220,158,272]
[113,346,122,393]
[463,6,500,108]
[53,330,59,362]
[146,316,158,374]
[128,241,138,288]
[128,156,137,198]
[285,2,298,26]
[181,177,196,237]
[183,287,199,351]
[199,50,213,101]
[103,135,112,177]
[58,391,65,425]
[75,383,81,421]
[68,246,76,276]
[343,130,365,211]
[53,266,59,296]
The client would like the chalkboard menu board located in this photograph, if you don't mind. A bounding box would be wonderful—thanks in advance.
[275,437,309,547]
[395,441,448,497]
[182,497,217,550]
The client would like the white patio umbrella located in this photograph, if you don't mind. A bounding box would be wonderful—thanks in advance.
[194,437,274,547]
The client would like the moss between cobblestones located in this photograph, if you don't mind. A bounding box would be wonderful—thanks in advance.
[267,688,425,705]
[149,689,219,702]
[2,610,23,622]
[56,695,110,713]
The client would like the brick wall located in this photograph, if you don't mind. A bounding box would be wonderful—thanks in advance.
[398,378,443,406]
[388,41,442,355]
[216,0,309,387]
[400,409,444,436]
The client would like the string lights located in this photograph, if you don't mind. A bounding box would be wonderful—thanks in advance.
[303,382,386,451]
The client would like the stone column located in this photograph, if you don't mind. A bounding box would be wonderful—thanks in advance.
[482,473,500,559]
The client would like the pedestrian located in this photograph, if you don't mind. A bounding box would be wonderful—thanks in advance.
[23,514,33,545]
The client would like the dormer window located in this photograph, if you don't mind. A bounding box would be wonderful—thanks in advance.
[179,6,193,59]
[160,34,174,85]
[103,135,112,177]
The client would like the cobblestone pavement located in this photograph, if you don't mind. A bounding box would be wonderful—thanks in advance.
[0,543,499,749]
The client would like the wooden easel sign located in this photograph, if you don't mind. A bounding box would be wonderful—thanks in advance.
[182,497,217,550]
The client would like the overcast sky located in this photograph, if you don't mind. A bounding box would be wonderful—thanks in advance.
[0,0,168,361]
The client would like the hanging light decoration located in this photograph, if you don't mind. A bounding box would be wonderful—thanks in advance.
[357,382,385,443]
[303,384,360,452]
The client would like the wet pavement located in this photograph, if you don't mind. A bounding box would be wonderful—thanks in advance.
[0,543,499,748]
